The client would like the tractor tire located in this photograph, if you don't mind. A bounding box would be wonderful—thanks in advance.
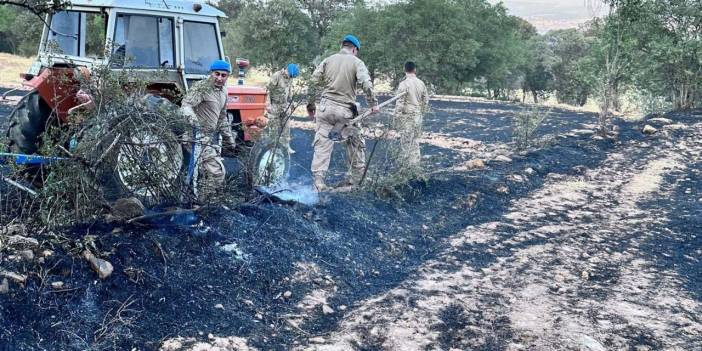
[247,139,290,187]
[83,94,187,206]
[94,128,184,206]
[5,92,51,154]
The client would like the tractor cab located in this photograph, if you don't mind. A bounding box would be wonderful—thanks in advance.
[11,0,265,152]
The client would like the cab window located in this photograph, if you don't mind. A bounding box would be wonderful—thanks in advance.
[183,21,220,74]
[112,14,175,68]
[47,11,106,57]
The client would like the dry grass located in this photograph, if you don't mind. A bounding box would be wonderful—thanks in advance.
[0,53,34,88]
[231,67,269,87]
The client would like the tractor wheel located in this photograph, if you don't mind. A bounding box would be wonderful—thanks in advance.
[85,95,186,206]
[247,139,289,187]
[6,91,51,154]
[91,126,185,207]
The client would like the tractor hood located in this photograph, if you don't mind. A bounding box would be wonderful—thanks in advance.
[226,85,266,109]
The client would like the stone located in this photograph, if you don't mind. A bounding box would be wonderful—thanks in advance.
[493,155,512,163]
[642,125,657,134]
[51,281,64,289]
[309,336,326,344]
[0,270,27,284]
[465,159,486,170]
[581,270,590,280]
[510,175,525,183]
[0,278,8,294]
[322,305,334,315]
[6,235,39,249]
[111,197,145,219]
[579,334,606,351]
[255,313,263,320]
[214,303,224,310]
[0,223,25,236]
[19,250,34,262]
[283,291,292,298]
[83,250,113,279]
[524,167,535,176]
[462,193,479,209]
[339,305,347,311]
[496,185,509,194]
[648,117,672,125]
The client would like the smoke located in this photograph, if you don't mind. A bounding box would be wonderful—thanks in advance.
[258,181,319,206]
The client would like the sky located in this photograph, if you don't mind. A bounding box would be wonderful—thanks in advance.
[488,0,608,32]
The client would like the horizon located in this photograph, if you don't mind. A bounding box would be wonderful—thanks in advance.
[489,0,608,32]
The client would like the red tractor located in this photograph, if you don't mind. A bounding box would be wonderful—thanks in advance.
[3,0,288,202]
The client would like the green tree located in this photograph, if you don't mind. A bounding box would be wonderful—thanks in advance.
[222,0,318,70]
[325,0,484,94]
[545,29,595,106]
[295,0,357,44]
[0,6,42,56]
[522,35,557,103]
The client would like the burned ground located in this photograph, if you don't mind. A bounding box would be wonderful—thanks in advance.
[0,90,701,350]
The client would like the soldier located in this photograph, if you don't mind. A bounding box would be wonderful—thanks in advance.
[308,34,378,191]
[265,63,299,154]
[392,61,429,177]
[180,59,237,201]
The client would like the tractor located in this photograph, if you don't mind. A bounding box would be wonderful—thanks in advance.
[3,0,289,204]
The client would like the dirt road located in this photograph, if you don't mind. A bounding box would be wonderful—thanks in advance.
[0,92,700,350]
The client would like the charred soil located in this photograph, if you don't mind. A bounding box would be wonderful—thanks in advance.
[1,91,701,350]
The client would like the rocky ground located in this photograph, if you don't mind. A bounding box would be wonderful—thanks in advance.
[0,88,700,350]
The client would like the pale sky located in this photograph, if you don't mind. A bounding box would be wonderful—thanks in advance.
[488,0,608,32]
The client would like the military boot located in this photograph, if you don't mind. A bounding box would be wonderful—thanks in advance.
[313,174,327,192]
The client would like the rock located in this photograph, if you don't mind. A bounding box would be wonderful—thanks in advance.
[111,197,145,219]
[493,155,512,163]
[524,167,535,176]
[462,193,479,209]
[648,117,673,125]
[465,159,486,170]
[581,270,590,280]
[496,185,509,194]
[309,336,326,344]
[41,250,53,258]
[510,175,525,183]
[6,235,39,249]
[83,250,113,279]
[0,223,25,236]
[0,270,27,284]
[51,281,64,289]
[214,303,224,310]
[572,165,588,174]
[642,125,657,134]
[255,313,263,320]
[19,250,34,262]
[322,305,334,315]
[579,334,606,351]
[283,291,292,298]
[339,305,347,311]
[0,278,8,293]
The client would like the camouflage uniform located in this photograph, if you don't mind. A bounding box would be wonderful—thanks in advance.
[180,77,236,201]
[264,69,293,149]
[392,73,429,174]
[310,48,377,187]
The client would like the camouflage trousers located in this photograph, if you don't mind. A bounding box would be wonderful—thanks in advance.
[392,111,423,175]
[311,99,365,183]
[191,131,225,202]
[264,106,291,148]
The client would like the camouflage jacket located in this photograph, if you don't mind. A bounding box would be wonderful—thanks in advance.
[311,48,378,107]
